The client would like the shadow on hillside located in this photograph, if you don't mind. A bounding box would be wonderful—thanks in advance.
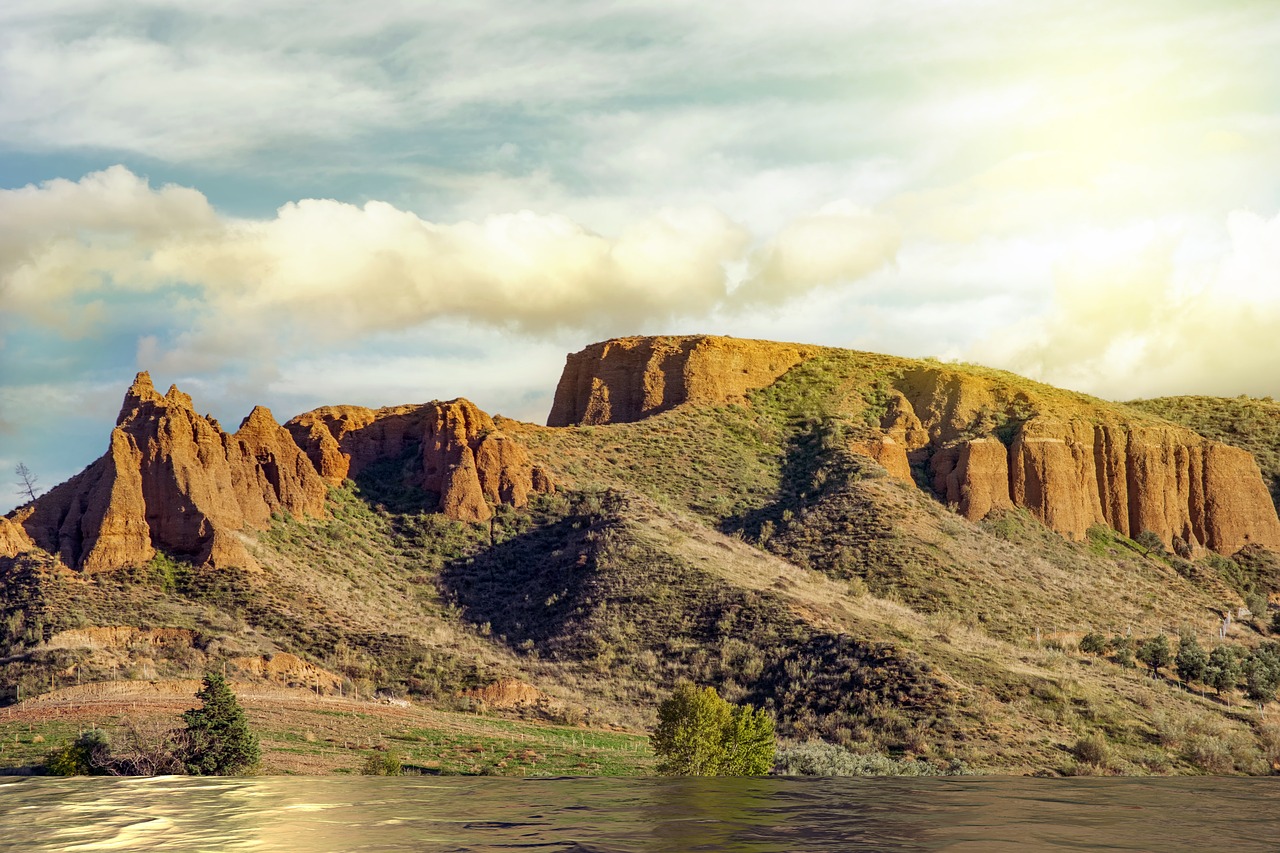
[350,444,440,515]
[437,514,597,656]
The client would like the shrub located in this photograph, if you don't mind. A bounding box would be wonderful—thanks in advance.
[1206,645,1241,698]
[1110,635,1135,668]
[773,740,964,776]
[43,730,109,776]
[1133,530,1167,557]
[1175,634,1208,688]
[1072,733,1110,767]
[361,751,403,776]
[1078,633,1107,656]
[182,673,260,776]
[652,683,775,776]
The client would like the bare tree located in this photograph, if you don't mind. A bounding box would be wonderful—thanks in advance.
[14,463,40,503]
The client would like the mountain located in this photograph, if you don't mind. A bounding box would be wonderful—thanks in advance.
[4,335,1280,776]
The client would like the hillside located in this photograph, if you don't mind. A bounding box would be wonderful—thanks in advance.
[4,336,1280,776]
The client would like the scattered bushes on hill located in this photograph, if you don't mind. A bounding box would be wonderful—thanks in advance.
[773,740,969,776]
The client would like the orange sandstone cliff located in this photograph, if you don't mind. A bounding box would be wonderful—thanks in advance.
[548,336,1280,555]
[16,373,329,572]
[286,398,553,523]
[547,335,824,426]
[8,375,551,573]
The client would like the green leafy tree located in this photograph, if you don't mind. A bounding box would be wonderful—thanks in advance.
[652,684,775,776]
[1175,634,1208,689]
[1206,645,1240,699]
[361,750,403,776]
[182,673,260,776]
[1136,635,1171,678]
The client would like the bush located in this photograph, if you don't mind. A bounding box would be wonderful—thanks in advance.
[1110,635,1135,668]
[182,673,260,776]
[361,751,403,776]
[1175,634,1208,688]
[652,683,775,776]
[1072,733,1110,767]
[1078,633,1107,656]
[772,740,964,776]
[43,730,109,776]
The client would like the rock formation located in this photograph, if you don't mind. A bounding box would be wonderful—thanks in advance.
[14,372,329,572]
[0,514,36,559]
[548,335,824,426]
[288,398,553,524]
[549,335,1280,555]
[4,374,554,574]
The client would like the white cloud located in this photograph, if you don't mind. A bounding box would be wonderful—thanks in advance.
[733,202,901,305]
[0,167,900,370]
[970,211,1280,400]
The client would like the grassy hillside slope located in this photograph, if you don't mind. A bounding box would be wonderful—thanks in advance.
[4,348,1280,775]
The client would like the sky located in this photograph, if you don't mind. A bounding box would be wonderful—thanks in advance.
[3,0,1280,512]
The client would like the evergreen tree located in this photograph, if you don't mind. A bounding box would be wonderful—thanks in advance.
[1136,635,1172,678]
[1174,634,1208,689]
[182,673,260,775]
[1078,632,1108,656]
[652,684,775,776]
[1205,645,1240,699]
[1244,644,1280,705]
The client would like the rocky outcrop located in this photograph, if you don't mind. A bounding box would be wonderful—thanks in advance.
[0,514,36,559]
[548,335,824,426]
[548,335,1280,555]
[289,398,553,524]
[16,372,329,572]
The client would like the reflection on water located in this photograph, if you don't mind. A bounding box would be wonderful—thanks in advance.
[2,775,1279,852]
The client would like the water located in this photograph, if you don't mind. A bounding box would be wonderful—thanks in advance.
[1,776,1278,852]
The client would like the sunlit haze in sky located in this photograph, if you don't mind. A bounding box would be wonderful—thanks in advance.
[2,0,1280,511]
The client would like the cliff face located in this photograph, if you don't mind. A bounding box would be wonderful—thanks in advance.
[547,335,824,426]
[288,398,553,524]
[549,336,1280,555]
[9,376,555,573]
[16,373,330,572]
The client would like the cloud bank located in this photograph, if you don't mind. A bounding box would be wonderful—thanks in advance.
[971,211,1280,400]
[0,167,900,368]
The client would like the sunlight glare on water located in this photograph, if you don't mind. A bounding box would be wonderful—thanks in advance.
[3,776,1280,852]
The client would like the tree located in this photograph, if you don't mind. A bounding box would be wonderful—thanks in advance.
[1136,635,1171,678]
[1175,634,1208,689]
[1206,645,1240,700]
[13,463,40,503]
[1245,645,1280,706]
[181,673,259,775]
[652,684,775,776]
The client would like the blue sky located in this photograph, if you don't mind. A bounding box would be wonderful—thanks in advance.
[3,0,1280,512]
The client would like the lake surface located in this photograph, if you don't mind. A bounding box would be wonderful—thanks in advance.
[2,775,1278,852]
